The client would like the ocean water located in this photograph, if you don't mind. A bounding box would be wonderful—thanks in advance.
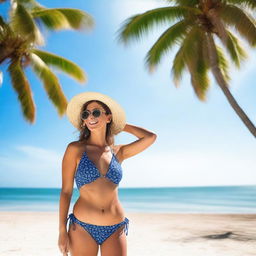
[0,186,255,213]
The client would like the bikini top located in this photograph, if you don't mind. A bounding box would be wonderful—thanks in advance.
[74,147,123,190]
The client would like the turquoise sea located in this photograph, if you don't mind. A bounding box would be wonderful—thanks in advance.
[0,185,255,213]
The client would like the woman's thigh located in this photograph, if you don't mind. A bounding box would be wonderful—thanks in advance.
[68,222,99,256]
[100,224,127,256]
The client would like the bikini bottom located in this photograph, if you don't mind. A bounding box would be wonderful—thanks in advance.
[66,213,129,245]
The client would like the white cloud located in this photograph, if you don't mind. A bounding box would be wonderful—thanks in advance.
[0,145,63,187]
[15,145,61,164]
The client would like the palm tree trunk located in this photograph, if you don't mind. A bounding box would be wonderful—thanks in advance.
[206,32,256,138]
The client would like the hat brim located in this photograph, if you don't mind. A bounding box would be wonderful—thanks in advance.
[66,92,126,135]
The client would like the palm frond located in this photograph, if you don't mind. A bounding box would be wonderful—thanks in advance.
[171,26,199,85]
[172,26,210,101]
[31,49,86,83]
[187,56,210,101]
[185,29,210,101]
[32,8,69,30]
[8,58,35,121]
[224,31,247,67]
[117,6,201,45]
[216,46,230,83]
[31,8,94,30]
[29,53,67,115]
[228,32,247,59]
[219,4,256,46]
[0,16,6,27]
[10,3,44,45]
[145,19,191,72]
[172,46,186,87]
[55,8,94,30]
[0,16,12,42]
[225,0,256,9]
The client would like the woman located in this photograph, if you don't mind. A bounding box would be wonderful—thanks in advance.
[58,92,157,256]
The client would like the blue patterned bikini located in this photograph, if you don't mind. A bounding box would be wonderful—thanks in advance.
[66,147,129,245]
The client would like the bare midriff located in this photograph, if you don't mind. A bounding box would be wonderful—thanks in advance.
[73,178,126,226]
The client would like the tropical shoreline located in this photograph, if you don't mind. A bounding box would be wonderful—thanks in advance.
[0,211,255,256]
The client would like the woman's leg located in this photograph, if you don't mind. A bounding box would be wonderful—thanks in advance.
[100,224,127,256]
[68,222,99,256]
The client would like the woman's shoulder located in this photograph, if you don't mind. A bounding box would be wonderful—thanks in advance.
[64,141,87,161]
[67,140,79,147]
[66,140,86,151]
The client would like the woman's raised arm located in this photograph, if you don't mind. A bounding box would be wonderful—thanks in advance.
[117,123,157,162]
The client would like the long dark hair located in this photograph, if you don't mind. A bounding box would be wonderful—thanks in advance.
[78,100,114,146]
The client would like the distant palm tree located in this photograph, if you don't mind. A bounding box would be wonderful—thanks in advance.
[117,0,256,138]
[0,0,94,123]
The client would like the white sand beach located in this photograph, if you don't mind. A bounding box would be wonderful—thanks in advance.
[0,212,255,256]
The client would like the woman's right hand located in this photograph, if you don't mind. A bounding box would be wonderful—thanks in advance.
[58,230,70,256]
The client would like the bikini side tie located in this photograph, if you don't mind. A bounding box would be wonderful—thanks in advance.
[123,217,129,236]
[66,213,76,230]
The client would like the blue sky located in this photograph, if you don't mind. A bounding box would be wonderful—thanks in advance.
[0,0,255,188]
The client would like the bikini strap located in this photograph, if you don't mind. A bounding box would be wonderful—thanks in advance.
[110,146,115,155]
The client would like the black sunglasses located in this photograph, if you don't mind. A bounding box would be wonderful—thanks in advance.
[81,108,107,120]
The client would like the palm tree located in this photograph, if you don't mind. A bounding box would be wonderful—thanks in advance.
[117,0,256,138]
[0,0,94,123]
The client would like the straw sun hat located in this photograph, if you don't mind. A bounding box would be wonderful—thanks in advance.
[66,91,126,135]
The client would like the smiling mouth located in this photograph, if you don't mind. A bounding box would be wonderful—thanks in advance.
[89,121,98,125]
